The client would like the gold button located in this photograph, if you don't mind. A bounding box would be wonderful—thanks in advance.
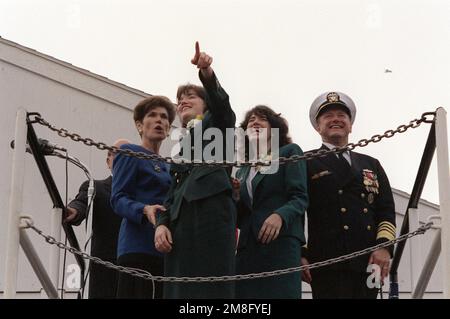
[338,190,344,195]
[340,208,347,213]
[344,225,349,230]
[363,208,368,213]
[367,225,372,231]
[361,193,366,198]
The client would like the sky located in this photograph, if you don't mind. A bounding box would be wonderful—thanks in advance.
[1,0,450,204]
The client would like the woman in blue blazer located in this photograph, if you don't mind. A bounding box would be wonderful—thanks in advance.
[235,105,309,299]
[111,95,175,299]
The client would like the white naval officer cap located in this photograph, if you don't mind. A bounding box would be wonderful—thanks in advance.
[309,91,356,129]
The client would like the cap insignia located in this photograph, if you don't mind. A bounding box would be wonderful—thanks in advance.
[327,92,340,103]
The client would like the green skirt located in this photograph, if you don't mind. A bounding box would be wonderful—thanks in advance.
[236,236,301,299]
[163,191,236,299]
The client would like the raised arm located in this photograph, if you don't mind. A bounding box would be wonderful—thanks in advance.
[191,41,236,129]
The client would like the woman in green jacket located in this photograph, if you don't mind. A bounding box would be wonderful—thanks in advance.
[155,42,236,299]
[235,105,308,299]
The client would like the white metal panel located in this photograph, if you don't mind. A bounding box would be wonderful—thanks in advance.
[0,40,177,293]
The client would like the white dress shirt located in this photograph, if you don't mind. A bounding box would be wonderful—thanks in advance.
[246,167,258,205]
[323,142,352,166]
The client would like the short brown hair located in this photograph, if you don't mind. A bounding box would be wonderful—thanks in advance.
[133,95,176,125]
[176,83,208,111]
[176,84,206,101]
[240,105,292,147]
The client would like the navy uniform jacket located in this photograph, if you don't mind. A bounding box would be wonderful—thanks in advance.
[305,145,396,273]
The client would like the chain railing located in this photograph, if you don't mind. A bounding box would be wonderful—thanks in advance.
[28,112,436,167]
[23,111,437,281]
[22,217,433,283]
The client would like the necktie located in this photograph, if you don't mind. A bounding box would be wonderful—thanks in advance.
[338,152,351,168]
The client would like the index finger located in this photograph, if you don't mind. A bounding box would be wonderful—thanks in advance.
[258,224,267,241]
[191,41,200,64]
[150,214,156,226]
[154,204,166,212]
[161,232,172,251]
[195,41,200,55]
[381,264,389,279]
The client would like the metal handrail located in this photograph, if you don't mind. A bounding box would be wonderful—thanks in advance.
[26,116,86,284]
[389,121,436,298]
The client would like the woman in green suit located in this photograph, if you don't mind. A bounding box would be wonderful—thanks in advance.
[154,42,236,299]
[235,105,308,299]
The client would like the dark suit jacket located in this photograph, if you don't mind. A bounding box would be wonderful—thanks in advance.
[69,176,121,260]
[305,145,396,273]
[68,176,122,298]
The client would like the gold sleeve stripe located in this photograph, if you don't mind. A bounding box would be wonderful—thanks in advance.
[378,222,396,233]
[378,224,396,233]
[377,230,395,241]
[378,221,395,228]
[378,227,396,236]
[378,231,396,240]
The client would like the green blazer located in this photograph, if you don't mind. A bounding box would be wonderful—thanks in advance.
[158,71,237,299]
[158,71,236,226]
[236,143,309,248]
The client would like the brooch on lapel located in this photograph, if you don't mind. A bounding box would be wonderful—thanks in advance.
[362,169,379,195]
[186,114,204,131]
[255,154,272,174]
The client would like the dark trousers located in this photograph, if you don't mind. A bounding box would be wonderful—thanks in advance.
[311,269,379,299]
[88,258,118,299]
[116,253,164,299]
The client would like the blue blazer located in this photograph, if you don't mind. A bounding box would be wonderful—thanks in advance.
[111,144,171,258]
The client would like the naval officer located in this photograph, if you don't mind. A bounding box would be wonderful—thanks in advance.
[302,91,396,299]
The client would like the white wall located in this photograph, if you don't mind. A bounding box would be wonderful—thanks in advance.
[0,38,176,295]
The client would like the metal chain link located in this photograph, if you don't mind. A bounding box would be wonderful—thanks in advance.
[24,219,433,283]
[28,112,436,167]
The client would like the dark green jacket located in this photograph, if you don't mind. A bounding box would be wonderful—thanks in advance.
[236,143,309,248]
[235,143,308,298]
[158,71,237,299]
[158,71,236,226]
